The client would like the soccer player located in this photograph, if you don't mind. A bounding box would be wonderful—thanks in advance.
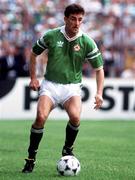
[22,3,104,173]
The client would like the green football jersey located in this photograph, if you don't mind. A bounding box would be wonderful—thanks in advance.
[32,26,103,84]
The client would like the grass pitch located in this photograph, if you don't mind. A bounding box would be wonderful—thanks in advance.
[0,120,135,180]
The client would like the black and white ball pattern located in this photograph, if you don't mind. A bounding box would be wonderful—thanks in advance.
[57,155,81,176]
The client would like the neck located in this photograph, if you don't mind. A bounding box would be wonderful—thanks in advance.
[65,26,77,38]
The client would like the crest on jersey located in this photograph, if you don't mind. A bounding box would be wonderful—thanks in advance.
[73,44,80,51]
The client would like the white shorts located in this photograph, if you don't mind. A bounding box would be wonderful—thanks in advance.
[39,79,82,107]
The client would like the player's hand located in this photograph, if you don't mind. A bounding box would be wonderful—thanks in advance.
[29,79,40,91]
[94,94,103,110]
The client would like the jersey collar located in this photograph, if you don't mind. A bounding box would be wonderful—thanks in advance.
[60,26,83,42]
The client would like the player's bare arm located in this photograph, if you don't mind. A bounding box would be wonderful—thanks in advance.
[29,52,40,91]
[94,68,104,110]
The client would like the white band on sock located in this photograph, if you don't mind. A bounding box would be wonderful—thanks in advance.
[31,127,44,133]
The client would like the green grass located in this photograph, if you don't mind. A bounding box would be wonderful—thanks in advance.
[0,120,135,180]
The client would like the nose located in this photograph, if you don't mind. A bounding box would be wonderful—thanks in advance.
[76,19,80,26]
[73,20,79,28]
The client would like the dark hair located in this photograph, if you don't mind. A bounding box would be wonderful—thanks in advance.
[64,3,85,17]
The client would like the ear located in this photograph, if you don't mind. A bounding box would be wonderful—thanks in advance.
[64,16,67,23]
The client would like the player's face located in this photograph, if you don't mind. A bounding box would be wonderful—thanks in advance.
[64,13,84,37]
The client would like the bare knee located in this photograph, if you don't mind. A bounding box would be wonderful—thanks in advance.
[33,111,48,128]
[69,114,80,126]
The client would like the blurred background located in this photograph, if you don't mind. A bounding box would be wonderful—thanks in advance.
[0,2,135,178]
[0,0,135,120]
[0,0,135,79]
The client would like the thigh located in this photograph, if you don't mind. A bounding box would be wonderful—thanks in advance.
[63,96,82,125]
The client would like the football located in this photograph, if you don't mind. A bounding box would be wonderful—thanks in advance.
[57,155,81,176]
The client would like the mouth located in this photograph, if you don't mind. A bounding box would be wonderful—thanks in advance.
[73,27,79,31]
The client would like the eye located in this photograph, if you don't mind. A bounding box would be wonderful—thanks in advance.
[78,18,83,22]
[70,17,76,21]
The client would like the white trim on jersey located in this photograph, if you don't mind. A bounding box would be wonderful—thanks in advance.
[37,40,45,50]
[88,52,101,60]
[60,26,83,42]
[87,47,98,56]
[94,66,103,71]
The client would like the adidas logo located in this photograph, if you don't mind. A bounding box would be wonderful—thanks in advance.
[57,41,64,47]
